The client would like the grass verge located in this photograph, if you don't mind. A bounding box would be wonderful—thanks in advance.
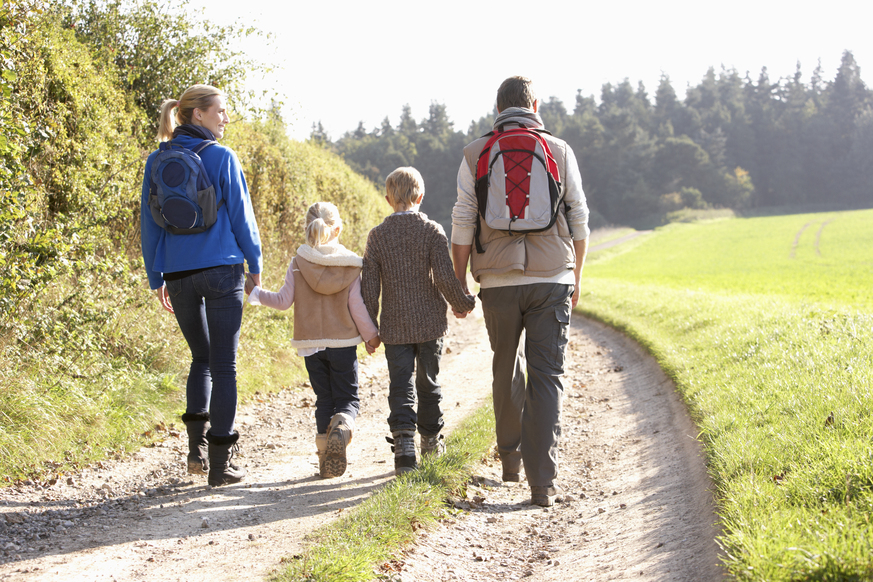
[275,401,496,582]
[577,278,873,581]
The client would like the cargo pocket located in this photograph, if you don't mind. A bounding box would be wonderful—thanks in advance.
[550,301,571,372]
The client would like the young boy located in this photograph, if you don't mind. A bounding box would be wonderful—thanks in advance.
[362,167,476,475]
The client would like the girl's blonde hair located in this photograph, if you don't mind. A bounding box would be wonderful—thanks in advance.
[305,201,342,247]
[156,84,223,142]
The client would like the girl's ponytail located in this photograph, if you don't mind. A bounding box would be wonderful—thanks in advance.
[304,202,342,247]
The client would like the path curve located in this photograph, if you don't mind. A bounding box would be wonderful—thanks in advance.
[397,315,724,581]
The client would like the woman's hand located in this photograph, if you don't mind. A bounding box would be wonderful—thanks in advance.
[155,285,174,314]
[245,272,261,294]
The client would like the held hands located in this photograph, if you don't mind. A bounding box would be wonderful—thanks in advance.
[452,294,476,319]
[245,272,260,295]
[365,335,381,355]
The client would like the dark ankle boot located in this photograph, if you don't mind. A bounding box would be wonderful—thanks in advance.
[182,412,210,475]
[205,430,246,486]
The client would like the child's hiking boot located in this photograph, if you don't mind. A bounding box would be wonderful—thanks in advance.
[324,413,354,478]
[530,484,564,507]
[387,430,417,475]
[420,433,445,458]
[315,433,328,478]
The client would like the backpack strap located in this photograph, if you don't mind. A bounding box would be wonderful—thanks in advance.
[192,140,217,154]
[190,140,224,212]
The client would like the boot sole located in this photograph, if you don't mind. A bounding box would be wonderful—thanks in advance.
[187,460,208,475]
[324,430,348,478]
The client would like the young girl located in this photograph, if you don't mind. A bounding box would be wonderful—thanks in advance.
[246,202,380,478]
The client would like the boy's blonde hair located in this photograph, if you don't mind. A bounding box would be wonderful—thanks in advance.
[305,201,342,247]
[157,84,223,142]
[385,167,425,211]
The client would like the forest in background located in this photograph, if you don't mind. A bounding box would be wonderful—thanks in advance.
[321,51,873,230]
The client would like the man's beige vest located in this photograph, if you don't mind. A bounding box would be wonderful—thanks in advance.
[291,256,362,349]
[463,128,575,282]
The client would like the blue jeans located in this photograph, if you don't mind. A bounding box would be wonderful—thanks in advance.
[304,347,360,434]
[165,264,245,437]
[384,338,444,435]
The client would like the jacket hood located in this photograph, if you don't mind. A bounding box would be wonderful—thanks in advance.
[294,243,362,295]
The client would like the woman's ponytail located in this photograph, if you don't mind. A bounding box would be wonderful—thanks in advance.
[155,85,223,142]
[157,99,180,142]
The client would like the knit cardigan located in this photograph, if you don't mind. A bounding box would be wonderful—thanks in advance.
[362,212,475,345]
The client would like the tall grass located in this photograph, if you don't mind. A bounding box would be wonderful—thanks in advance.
[581,209,873,580]
[0,131,386,483]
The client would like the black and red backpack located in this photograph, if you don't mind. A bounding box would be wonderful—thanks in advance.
[473,126,565,253]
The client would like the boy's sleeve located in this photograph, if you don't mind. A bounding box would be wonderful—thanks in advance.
[429,227,476,313]
[361,231,381,326]
[348,277,378,342]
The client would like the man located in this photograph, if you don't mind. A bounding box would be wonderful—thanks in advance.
[451,76,589,507]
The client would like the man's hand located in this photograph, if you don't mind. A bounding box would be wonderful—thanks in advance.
[155,285,174,314]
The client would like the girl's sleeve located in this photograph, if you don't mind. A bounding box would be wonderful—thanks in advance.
[249,259,295,310]
[348,276,378,342]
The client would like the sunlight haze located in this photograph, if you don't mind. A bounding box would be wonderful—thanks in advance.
[187,0,873,140]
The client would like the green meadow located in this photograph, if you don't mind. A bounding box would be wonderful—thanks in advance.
[580,209,873,581]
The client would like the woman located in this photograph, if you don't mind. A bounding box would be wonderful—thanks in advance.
[141,84,262,487]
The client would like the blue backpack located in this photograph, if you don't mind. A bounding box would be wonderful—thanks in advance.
[148,140,224,234]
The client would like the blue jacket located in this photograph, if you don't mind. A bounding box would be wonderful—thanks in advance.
[140,134,263,289]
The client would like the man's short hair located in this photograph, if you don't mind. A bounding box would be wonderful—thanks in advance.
[497,76,537,111]
[386,166,425,210]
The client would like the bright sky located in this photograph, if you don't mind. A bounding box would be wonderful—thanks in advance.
[189,0,873,141]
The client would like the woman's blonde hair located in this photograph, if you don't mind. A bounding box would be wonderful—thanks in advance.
[305,201,343,247]
[385,167,425,210]
[156,84,223,142]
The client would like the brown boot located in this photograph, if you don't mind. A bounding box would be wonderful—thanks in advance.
[315,433,329,478]
[324,413,354,478]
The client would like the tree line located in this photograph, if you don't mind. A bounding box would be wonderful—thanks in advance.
[320,51,872,229]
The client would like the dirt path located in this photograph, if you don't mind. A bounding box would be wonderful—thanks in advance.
[396,316,724,581]
[0,308,724,581]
